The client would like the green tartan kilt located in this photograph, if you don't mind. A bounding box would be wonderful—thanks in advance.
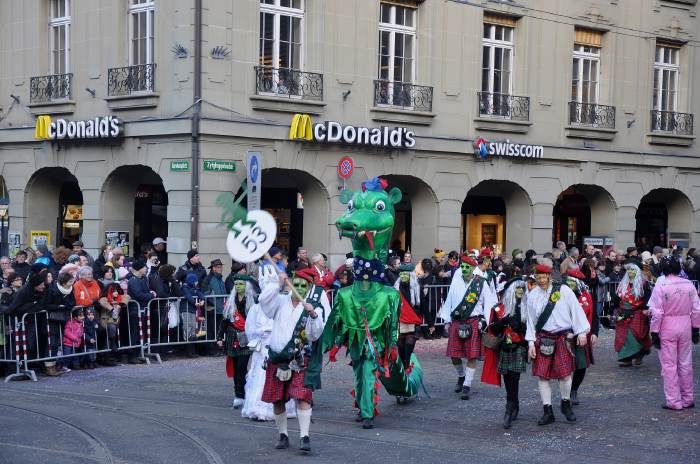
[497,345,528,374]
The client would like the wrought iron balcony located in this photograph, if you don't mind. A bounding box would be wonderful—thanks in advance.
[107,63,156,96]
[650,110,693,135]
[254,66,323,101]
[568,101,616,129]
[478,92,530,121]
[374,80,433,112]
[29,73,72,103]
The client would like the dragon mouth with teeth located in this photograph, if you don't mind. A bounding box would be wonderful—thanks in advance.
[336,224,393,250]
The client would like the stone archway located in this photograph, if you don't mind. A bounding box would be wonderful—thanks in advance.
[636,188,693,249]
[553,184,616,249]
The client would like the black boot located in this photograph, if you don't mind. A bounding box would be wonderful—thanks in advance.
[571,390,579,406]
[511,401,520,421]
[503,402,514,429]
[275,433,289,449]
[561,399,576,422]
[460,385,470,400]
[299,436,311,453]
[537,405,555,426]
[362,418,374,429]
[454,376,465,393]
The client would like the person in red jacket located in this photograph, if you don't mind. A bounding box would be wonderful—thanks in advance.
[565,268,598,406]
[63,308,85,370]
[308,254,335,290]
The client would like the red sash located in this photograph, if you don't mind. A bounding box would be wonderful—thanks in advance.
[398,292,422,325]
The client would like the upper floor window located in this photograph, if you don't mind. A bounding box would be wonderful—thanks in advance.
[653,44,679,112]
[259,0,304,71]
[571,29,602,104]
[481,14,515,96]
[49,0,70,75]
[377,2,416,84]
[129,0,154,65]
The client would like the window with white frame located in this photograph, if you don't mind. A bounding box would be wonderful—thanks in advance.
[571,44,600,105]
[481,22,513,97]
[129,0,155,66]
[652,45,679,113]
[49,0,70,75]
[259,0,303,70]
[377,2,416,107]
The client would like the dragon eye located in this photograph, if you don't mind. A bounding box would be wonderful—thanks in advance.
[347,200,354,211]
[374,200,386,212]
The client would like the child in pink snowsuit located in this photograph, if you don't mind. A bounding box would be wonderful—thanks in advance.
[648,259,700,410]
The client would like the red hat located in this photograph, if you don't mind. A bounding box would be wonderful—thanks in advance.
[460,254,478,266]
[293,268,315,284]
[534,264,553,274]
[566,269,586,280]
[479,247,493,258]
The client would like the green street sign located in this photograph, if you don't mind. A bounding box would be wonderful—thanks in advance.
[203,160,236,172]
[170,160,190,172]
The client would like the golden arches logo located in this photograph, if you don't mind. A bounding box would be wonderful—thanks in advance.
[289,113,313,141]
[34,115,52,140]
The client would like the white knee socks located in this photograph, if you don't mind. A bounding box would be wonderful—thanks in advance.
[538,379,552,405]
[454,363,465,377]
[559,375,573,400]
[274,412,288,436]
[297,408,312,438]
[463,367,476,386]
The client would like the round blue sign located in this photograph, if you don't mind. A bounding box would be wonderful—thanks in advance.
[250,155,259,183]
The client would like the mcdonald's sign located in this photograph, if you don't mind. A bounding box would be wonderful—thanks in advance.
[34,115,52,140]
[34,115,122,141]
[289,113,313,141]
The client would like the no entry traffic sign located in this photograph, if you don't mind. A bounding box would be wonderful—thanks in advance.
[338,156,354,179]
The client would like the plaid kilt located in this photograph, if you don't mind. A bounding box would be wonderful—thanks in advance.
[446,317,482,360]
[497,344,528,374]
[532,331,575,380]
[614,310,651,353]
[261,358,313,405]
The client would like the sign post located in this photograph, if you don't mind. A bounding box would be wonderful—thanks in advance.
[246,151,262,211]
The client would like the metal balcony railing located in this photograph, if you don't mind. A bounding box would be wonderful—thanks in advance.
[29,73,72,103]
[107,63,156,96]
[374,80,433,112]
[569,101,616,129]
[254,66,323,101]
[650,110,693,135]
[478,92,530,121]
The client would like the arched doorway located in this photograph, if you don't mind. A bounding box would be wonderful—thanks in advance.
[553,184,616,250]
[260,168,329,262]
[102,166,167,258]
[25,167,83,248]
[636,189,692,250]
[462,180,531,255]
[382,175,438,260]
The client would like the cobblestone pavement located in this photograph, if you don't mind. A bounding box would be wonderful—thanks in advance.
[1,329,698,464]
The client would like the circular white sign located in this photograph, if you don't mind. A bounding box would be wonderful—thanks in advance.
[226,210,277,263]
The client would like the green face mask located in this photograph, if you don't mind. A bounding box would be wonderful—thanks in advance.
[292,278,309,299]
[627,268,637,280]
[399,271,410,283]
[566,278,577,292]
[234,280,246,296]
[514,286,524,300]
[460,263,474,280]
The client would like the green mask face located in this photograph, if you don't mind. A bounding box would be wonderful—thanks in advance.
[292,278,309,298]
[627,268,637,280]
[234,280,246,296]
[460,262,474,280]
[566,278,577,292]
[399,271,410,283]
[514,286,524,300]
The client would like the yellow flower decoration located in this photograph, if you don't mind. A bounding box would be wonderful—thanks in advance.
[466,293,477,303]
[550,291,561,303]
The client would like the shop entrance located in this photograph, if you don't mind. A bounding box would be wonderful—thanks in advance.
[102,166,167,259]
[25,167,83,248]
[553,184,616,250]
[635,189,692,249]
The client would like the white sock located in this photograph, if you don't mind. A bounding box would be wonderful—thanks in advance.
[538,379,552,405]
[274,412,288,436]
[453,363,465,377]
[559,375,573,400]
[463,367,476,387]
[297,408,312,438]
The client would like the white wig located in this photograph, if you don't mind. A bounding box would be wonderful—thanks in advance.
[503,278,528,321]
[617,263,644,299]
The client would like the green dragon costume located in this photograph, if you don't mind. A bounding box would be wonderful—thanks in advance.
[305,177,424,429]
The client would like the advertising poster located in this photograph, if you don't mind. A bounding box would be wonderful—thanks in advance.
[8,232,20,258]
[105,231,130,256]
[30,230,51,250]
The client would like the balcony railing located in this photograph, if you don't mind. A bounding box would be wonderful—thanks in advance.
[478,92,530,121]
[650,110,694,135]
[374,80,433,112]
[254,66,323,101]
[568,101,616,129]
[29,73,72,103]
[107,63,156,96]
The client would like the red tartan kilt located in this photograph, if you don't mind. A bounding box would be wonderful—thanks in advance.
[446,317,482,360]
[532,332,575,380]
[261,359,313,405]
[614,310,650,352]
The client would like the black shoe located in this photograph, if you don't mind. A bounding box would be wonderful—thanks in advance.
[454,376,465,393]
[299,436,311,453]
[127,357,144,365]
[354,412,362,423]
[362,418,374,429]
[275,433,289,449]
[511,401,520,421]
[571,390,579,406]
[538,405,555,426]
[460,385,470,400]
[503,402,514,429]
[561,399,576,422]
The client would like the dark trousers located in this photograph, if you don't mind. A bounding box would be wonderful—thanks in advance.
[503,372,520,403]
[232,354,250,398]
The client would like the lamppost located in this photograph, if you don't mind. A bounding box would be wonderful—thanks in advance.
[0,198,9,257]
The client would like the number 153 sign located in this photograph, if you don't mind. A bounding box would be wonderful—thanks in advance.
[226,210,277,263]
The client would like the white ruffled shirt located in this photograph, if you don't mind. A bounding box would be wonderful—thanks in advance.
[439,271,497,324]
[525,284,590,346]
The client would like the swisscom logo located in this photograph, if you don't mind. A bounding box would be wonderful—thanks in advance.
[473,136,544,160]
[35,115,123,141]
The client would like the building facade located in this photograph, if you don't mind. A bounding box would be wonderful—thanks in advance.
[1,0,699,267]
